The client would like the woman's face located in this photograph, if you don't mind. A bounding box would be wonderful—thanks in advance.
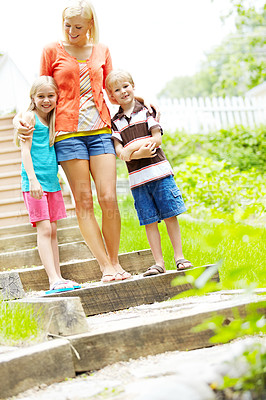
[64,15,92,46]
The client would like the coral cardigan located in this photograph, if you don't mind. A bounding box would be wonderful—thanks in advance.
[40,41,113,132]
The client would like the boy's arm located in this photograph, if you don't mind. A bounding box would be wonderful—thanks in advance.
[130,127,162,160]
[20,113,43,199]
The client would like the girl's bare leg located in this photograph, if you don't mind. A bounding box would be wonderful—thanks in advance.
[164,216,192,268]
[36,220,71,288]
[90,154,131,279]
[145,222,165,271]
[60,159,119,281]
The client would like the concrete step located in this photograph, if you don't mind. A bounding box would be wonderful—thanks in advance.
[0,146,20,161]
[0,203,76,228]
[0,135,16,148]
[0,239,93,270]
[0,158,21,173]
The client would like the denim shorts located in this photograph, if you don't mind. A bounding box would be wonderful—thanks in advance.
[54,134,115,162]
[131,175,186,226]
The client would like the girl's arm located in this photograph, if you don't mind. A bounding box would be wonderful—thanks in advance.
[20,113,43,199]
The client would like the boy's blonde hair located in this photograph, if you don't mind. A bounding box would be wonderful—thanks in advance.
[15,76,58,147]
[62,0,99,44]
[105,70,135,94]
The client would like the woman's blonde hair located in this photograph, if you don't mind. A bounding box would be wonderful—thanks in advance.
[28,76,58,147]
[62,0,99,44]
[105,70,135,94]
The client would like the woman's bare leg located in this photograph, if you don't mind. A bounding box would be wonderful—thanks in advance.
[60,159,119,281]
[90,154,131,279]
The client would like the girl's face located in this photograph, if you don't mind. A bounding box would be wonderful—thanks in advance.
[32,85,57,116]
[64,15,92,46]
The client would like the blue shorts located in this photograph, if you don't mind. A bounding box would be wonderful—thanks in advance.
[131,175,186,226]
[54,134,115,162]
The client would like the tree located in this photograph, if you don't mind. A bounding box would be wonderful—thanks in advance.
[158,1,266,98]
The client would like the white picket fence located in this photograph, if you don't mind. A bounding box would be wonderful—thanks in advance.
[158,96,266,133]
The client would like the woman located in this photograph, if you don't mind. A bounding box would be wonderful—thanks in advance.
[15,0,157,283]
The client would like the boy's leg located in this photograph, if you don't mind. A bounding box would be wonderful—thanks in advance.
[145,222,165,271]
[164,216,192,269]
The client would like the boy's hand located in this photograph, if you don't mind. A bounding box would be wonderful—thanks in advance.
[29,179,43,199]
[134,142,157,159]
[120,147,133,162]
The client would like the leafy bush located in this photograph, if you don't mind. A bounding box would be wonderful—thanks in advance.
[174,155,266,224]
[164,124,266,173]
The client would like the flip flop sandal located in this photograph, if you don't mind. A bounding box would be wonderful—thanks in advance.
[114,271,132,281]
[45,281,75,294]
[65,280,81,289]
[143,265,165,277]
[101,274,116,283]
[175,259,193,270]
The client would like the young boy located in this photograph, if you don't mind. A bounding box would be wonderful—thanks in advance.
[106,70,192,276]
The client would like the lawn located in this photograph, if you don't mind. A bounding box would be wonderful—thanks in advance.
[114,195,266,289]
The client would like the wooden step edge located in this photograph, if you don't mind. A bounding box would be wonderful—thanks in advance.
[0,183,21,191]
[0,158,21,167]
[3,249,155,291]
[0,215,78,236]
[43,266,220,317]
[0,171,20,179]
[1,293,265,399]
[0,204,75,220]
[68,295,266,373]
[0,147,20,154]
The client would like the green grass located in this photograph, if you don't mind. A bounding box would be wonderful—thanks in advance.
[0,301,42,346]
[111,195,266,289]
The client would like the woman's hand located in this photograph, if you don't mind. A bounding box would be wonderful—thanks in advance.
[135,96,161,122]
[13,117,34,142]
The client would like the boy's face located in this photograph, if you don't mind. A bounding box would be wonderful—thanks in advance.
[109,81,135,108]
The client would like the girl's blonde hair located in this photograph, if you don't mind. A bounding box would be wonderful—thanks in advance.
[105,70,135,94]
[15,76,58,147]
[62,0,99,44]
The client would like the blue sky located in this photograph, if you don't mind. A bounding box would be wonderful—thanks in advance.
[1,0,235,99]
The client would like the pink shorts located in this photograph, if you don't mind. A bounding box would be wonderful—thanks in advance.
[23,191,67,227]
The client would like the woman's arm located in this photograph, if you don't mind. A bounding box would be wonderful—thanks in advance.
[13,112,35,143]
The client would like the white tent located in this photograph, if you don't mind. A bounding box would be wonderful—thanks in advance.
[0,52,30,115]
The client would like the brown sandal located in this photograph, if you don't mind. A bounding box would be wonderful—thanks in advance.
[175,259,193,270]
[143,265,165,277]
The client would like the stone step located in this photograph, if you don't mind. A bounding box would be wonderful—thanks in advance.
[0,225,83,252]
[0,215,78,238]
[3,249,155,292]
[1,291,264,398]
[0,239,92,270]
[0,157,21,173]
[0,203,76,228]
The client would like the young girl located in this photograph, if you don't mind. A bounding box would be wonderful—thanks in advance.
[15,76,81,294]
